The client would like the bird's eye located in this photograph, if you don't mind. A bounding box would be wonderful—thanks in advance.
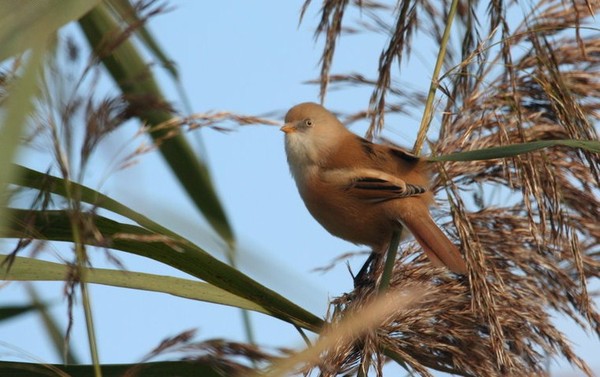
[304,119,314,127]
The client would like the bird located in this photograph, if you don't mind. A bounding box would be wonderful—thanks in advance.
[281,102,467,275]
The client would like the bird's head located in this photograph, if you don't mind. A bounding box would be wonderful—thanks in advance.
[281,102,347,166]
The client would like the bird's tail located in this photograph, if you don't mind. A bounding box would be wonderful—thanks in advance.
[400,212,467,274]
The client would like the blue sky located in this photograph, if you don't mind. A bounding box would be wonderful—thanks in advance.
[2,1,598,375]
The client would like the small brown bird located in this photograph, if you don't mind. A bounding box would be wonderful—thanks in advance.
[281,102,467,274]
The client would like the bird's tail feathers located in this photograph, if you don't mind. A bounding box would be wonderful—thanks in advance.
[400,214,467,274]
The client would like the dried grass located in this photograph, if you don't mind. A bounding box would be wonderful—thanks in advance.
[123,330,278,377]
[300,0,600,375]
[5,0,599,375]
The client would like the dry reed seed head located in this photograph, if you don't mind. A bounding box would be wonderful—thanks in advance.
[141,111,280,152]
[88,0,169,62]
[122,92,175,120]
[301,0,600,375]
[430,23,598,377]
[430,149,599,374]
[312,247,595,376]
[303,284,427,376]
[125,334,276,377]
[309,0,351,103]
[81,96,130,165]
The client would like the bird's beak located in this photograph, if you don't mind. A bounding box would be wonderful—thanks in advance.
[280,123,296,134]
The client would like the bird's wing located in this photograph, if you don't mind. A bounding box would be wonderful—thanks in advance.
[322,168,426,203]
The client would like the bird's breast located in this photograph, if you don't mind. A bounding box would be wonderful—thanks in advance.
[298,172,395,250]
